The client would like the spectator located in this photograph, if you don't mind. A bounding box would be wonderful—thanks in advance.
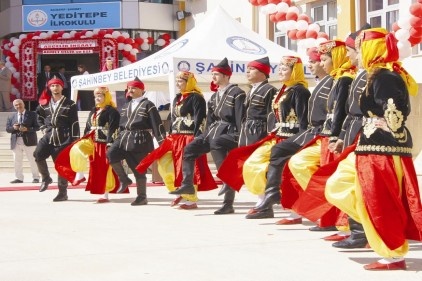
[6,99,40,183]
[0,60,12,112]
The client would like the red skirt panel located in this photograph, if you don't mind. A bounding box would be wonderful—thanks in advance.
[217,134,281,192]
[357,154,422,249]
[136,134,217,191]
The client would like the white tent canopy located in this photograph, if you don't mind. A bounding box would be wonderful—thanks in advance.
[70,5,297,99]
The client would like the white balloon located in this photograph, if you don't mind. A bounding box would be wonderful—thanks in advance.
[130,48,139,55]
[139,31,149,39]
[123,44,133,51]
[306,38,317,48]
[32,36,40,39]
[10,46,19,53]
[395,29,410,42]
[276,2,289,13]
[296,20,309,31]
[15,53,19,59]
[276,22,287,33]
[85,31,94,37]
[62,33,71,39]
[19,34,27,40]
[399,45,412,60]
[141,42,150,50]
[9,37,17,42]
[397,17,411,30]
[104,34,112,38]
[3,44,9,50]
[112,31,121,38]
[316,37,328,45]
[118,43,125,50]
[5,62,12,67]
[397,40,411,50]
[13,72,20,79]
[122,32,130,39]
[287,6,300,15]
[284,20,297,31]
[156,38,165,46]
[11,87,19,94]
[40,32,48,39]
[47,31,54,36]
[70,30,77,36]
[266,4,277,14]
[9,67,16,73]
[308,23,321,33]
[12,39,21,46]
[93,29,100,35]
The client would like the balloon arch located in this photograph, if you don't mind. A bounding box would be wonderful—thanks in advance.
[0,28,174,101]
[248,0,422,59]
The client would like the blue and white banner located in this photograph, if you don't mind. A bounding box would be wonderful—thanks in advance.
[22,2,121,32]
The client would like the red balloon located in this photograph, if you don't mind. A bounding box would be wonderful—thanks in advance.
[27,33,34,40]
[268,0,281,4]
[297,13,310,23]
[161,33,171,40]
[296,30,307,39]
[249,0,258,5]
[419,0,422,3]
[410,26,422,38]
[288,29,298,40]
[410,16,422,28]
[269,14,277,22]
[134,37,144,45]
[257,0,268,5]
[318,32,329,40]
[391,22,400,32]
[147,37,154,44]
[409,3,422,17]
[408,35,421,46]
[117,36,125,43]
[306,29,318,39]
[282,0,292,5]
[275,12,286,22]
[286,12,298,21]
[124,38,133,44]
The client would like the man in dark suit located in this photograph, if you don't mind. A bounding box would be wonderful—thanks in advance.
[37,65,53,97]
[55,66,70,99]
[6,99,40,183]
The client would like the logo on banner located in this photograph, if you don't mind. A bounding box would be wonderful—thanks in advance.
[155,39,188,59]
[226,36,267,55]
[27,10,48,27]
[177,61,191,72]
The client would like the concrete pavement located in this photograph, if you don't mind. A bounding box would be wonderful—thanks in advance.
[0,172,421,281]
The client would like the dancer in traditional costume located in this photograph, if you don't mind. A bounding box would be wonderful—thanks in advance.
[325,27,422,271]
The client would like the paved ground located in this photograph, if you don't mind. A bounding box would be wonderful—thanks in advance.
[0,172,421,281]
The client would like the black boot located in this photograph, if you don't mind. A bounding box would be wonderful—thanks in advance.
[169,160,195,195]
[214,189,235,215]
[111,162,133,193]
[245,207,274,219]
[332,218,368,248]
[131,178,148,206]
[211,150,234,196]
[254,164,282,212]
[37,160,53,192]
[53,177,68,202]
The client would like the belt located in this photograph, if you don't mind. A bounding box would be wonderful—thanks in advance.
[277,122,300,128]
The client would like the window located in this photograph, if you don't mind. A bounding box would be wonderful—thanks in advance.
[366,0,399,31]
[311,1,337,39]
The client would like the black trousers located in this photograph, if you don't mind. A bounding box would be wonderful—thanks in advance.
[183,134,237,161]
[107,146,149,180]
